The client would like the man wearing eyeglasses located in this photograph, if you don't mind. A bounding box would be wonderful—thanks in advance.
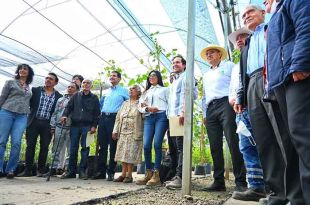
[18,73,62,177]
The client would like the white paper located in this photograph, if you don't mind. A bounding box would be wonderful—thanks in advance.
[169,116,184,137]
[236,120,251,137]
[86,132,95,147]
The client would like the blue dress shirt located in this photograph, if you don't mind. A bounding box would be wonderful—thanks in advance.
[100,85,129,113]
[247,23,266,75]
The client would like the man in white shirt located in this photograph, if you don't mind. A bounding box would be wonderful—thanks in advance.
[165,55,198,189]
[201,45,246,192]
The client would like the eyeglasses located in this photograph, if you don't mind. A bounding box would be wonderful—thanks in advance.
[82,81,91,84]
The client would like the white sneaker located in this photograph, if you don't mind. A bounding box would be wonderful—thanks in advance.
[165,176,182,189]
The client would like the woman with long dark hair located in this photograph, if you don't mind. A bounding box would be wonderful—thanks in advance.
[0,64,34,178]
[136,70,169,186]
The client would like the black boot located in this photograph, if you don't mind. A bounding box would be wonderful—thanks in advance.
[91,172,106,179]
[232,188,266,201]
[202,181,226,192]
[17,168,32,177]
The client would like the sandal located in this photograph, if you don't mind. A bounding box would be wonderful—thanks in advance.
[123,177,133,183]
[113,175,125,182]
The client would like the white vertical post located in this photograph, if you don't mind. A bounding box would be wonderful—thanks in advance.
[182,0,196,196]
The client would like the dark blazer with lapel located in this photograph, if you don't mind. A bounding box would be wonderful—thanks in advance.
[28,86,62,126]
[236,37,250,107]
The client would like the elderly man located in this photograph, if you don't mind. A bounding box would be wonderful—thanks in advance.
[265,0,310,204]
[228,27,266,201]
[235,4,304,205]
[60,79,100,180]
[44,82,79,177]
[201,45,246,192]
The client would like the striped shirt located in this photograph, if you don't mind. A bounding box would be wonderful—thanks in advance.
[100,85,129,113]
[36,89,56,120]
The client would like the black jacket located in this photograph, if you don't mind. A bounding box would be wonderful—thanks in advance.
[236,37,250,107]
[62,91,100,127]
[28,86,62,126]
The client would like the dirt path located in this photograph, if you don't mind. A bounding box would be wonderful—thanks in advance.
[0,173,258,205]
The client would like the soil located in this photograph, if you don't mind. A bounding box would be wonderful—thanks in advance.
[81,176,235,205]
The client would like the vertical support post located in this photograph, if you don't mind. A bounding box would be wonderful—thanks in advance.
[182,0,196,196]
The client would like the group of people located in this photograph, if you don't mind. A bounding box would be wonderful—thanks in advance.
[0,0,309,205]
[199,1,309,205]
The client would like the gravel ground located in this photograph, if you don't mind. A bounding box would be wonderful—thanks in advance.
[84,175,235,205]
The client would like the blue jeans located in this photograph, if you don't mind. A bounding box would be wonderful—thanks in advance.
[68,126,90,174]
[143,112,168,170]
[0,109,27,173]
[236,110,265,189]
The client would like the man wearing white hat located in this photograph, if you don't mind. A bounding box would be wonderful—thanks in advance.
[228,27,266,202]
[201,45,246,192]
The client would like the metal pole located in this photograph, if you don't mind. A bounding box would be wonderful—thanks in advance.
[222,0,234,55]
[182,0,196,196]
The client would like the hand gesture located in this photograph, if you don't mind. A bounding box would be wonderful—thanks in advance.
[112,132,118,140]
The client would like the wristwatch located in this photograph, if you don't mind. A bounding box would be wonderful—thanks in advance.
[145,107,149,112]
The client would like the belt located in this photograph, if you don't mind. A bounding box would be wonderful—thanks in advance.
[249,67,263,78]
[101,112,117,116]
[208,96,228,107]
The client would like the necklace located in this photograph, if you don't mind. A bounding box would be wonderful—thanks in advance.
[19,80,26,87]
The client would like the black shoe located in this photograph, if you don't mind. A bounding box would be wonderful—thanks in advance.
[36,170,46,177]
[235,184,248,192]
[107,174,114,181]
[0,172,5,178]
[42,168,57,177]
[17,169,32,177]
[60,171,76,179]
[56,168,64,175]
[202,182,226,192]
[6,172,14,179]
[79,171,88,180]
[232,188,266,202]
[92,172,106,180]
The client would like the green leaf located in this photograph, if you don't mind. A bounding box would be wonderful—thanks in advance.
[128,79,136,86]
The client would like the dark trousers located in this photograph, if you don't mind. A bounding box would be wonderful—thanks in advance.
[97,114,117,175]
[273,85,305,205]
[170,136,183,178]
[277,77,310,205]
[247,71,303,205]
[25,118,52,173]
[206,97,246,186]
[167,130,177,171]
[68,126,90,174]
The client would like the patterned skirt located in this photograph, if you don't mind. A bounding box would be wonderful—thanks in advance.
[114,133,143,165]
